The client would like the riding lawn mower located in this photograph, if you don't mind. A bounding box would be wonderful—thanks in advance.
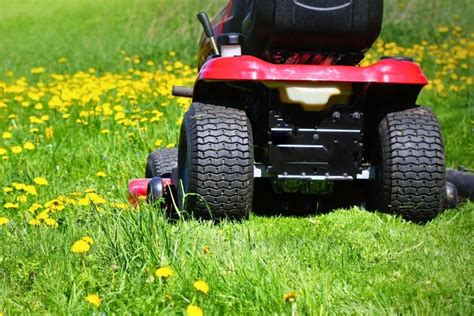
[129,0,474,222]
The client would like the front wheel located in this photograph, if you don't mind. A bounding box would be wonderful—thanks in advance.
[177,103,254,220]
[371,107,446,222]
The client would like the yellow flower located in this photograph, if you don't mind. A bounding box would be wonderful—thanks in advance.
[45,127,54,140]
[28,219,41,226]
[82,236,94,245]
[37,210,49,220]
[86,192,106,204]
[71,239,91,254]
[186,305,203,316]
[23,142,35,150]
[34,177,48,185]
[44,199,65,211]
[31,67,46,74]
[193,280,209,294]
[17,194,28,203]
[11,146,23,154]
[29,203,42,213]
[3,187,13,193]
[12,182,26,190]
[0,148,7,155]
[45,218,58,227]
[438,26,449,33]
[155,266,173,279]
[0,217,10,225]
[96,171,107,177]
[283,291,298,303]
[25,185,37,195]
[2,132,12,139]
[4,202,19,209]
[154,139,163,147]
[85,294,101,307]
[77,198,91,206]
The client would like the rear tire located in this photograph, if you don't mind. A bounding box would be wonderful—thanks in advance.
[145,148,178,178]
[373,107,446,222]
[177,103,254,220]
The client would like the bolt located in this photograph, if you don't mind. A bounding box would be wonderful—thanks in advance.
[352,112,361,120]
[332,111,341,120]
[313,134,320,141]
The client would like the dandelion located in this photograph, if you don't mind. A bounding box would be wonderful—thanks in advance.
[438,26,449,33]
[154,139,163,147]
[77,198,91,206]
[11,146,23,154]
[155,266,173,279]
[86,192,106,204]
[85,294,101,307]
[283,290,298,303]
[96,171,107,177]
[45,127,54,139]
[202,246,210,254]
[28,219,41,226]
[12,182,26,190]
[82,236,94,245]
[29,203,42,213]
[25,185,38,195]
[17,194,28,203]
[0,217,10,225]
[4,202,19,209]
[45,218,58,227]
[3,187,13,193]
[23,142,36,150]
[2,132,12,139]
[31,67,46,74]
[36,210,49,220]
[34,177,48,186]
[0,148,7,155]
[193,280,209,294]
[71,239,91,254]
[186,305,203,316]
[44,199,65,211]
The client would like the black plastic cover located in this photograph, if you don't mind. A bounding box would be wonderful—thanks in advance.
[224,0,383,56]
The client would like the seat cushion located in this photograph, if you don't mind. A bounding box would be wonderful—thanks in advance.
[239,0,383,56]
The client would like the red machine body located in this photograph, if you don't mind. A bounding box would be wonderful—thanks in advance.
[198,56,428,85]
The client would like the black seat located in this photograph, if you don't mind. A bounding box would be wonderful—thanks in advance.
[222,0,383,62]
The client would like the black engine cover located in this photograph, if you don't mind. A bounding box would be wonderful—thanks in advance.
[267,106,364,179]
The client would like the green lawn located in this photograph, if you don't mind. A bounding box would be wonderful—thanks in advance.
[0,0,473,314]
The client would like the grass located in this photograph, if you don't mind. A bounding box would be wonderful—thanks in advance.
[0,0,473,314]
